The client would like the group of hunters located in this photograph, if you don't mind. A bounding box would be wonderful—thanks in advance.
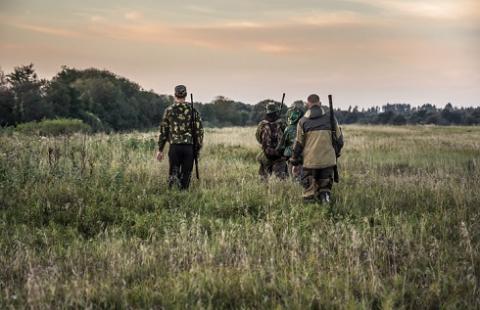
[156,85,344,204]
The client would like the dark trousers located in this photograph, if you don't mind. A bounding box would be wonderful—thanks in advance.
[259,160,288,180]
[168,144,194,190]
[302,167,334,200]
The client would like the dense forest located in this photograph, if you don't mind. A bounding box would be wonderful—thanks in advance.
[1,64,479,131]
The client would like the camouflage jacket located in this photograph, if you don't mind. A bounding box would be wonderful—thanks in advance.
[158,101,204,152]
[281,107,304,158]
[255,117,286,160]
[286,106,305,122]
[281,124,297,158]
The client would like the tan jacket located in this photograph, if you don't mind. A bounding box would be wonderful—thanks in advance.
[293,105,343,169]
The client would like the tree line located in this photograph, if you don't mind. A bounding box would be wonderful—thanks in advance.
[1,64,479,131]
[335,103,480,126]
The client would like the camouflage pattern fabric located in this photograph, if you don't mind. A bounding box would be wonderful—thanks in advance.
[265,101,281,114]
[282,125,297,158]
[256,117,287,179]
[281,107,304,158]
[174,85,187,98]
[255,118,286,160]
[258,159,288,180]
[302,167,334,201]
[158,101,204,152]
[286,104,305,123]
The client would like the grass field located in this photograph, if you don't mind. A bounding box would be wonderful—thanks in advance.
[1,125,479,308]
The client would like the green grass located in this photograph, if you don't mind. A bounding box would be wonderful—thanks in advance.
[14,118,91,136]
[1,126,479,308]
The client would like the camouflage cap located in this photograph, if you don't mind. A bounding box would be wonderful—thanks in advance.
[293,100,304,109]
[265,101,280,114]
[174,85,187,98]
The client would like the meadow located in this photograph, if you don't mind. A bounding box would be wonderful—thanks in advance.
[1,125,479,308]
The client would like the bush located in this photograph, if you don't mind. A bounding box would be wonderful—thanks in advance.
[15,118,91,136]
[80,111,107,132]
[0,126,15,135]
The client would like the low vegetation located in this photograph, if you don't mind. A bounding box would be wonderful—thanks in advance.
[14,118,91,136]
[1,126,479,308]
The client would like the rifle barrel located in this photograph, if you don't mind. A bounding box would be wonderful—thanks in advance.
[329,95,336,134]
[328,94,340,182]
[190,93,200,180]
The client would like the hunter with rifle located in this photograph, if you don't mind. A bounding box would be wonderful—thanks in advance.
[255,94,288,180]
[156,85,204,190]
[290,94,344,203]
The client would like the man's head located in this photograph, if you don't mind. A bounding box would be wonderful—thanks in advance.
[292,100,305,110]
[265,101,280,115]
[306,94,321,109]
[265,101,281,120]
[174,85,187,100]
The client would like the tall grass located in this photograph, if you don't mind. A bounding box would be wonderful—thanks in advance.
[1,126,479,308]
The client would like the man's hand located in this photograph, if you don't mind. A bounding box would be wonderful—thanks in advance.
[292,165,301,177]
[156,151,164,162]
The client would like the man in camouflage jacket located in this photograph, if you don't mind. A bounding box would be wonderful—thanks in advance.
[156,85,204,190]
[285,100,305,124]
[255,101,288,180]
[290,94,343,203]
[281,102,305,180]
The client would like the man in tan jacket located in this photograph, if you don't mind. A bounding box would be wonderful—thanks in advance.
[290,94,344,203]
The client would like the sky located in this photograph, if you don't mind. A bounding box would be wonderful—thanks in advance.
[1,0,479,108]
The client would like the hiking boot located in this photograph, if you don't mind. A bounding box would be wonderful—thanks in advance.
[319,192,332,204]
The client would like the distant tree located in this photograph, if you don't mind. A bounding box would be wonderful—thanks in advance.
[46,79,82,118]
[426,112,441,124]
[344,106,360,123]
[44,67,170,131]
[392,114,407,125]
[0,69,15,126]
[204,96,253,127]
[383,103,411,114]
[376,111,395,124]
[6,64,51,122]
[3,63,480,130]
[197,103,218,126]
[441,103,463,124]
[251,100,270,124]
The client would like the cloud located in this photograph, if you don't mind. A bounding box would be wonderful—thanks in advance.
[384,1,464,20]
[124,10,143,21]
[257,43,295,54]
[0,43,24,49]
[9,22,81,37]
[3,2,477,59]
[223,21,264,29]
[185,5,216,14]
[290,10,378,27]
[90,15,106,22]
[351,0,478,20]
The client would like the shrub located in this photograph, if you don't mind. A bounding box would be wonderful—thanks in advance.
[80,111,107,132]
[15,118,91,136]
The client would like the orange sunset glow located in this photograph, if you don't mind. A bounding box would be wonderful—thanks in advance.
[1,0,479,107]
